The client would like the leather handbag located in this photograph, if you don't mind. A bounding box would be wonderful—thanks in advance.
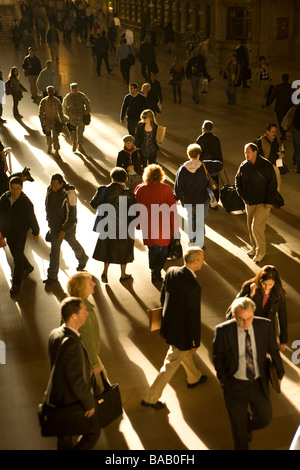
[147,307,163,331]
[155,125,166,144]
[38,337,97,437]
[202,162,218,192]
[95,372,123,428]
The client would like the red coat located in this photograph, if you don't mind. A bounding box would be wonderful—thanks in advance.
[134,182,177,247]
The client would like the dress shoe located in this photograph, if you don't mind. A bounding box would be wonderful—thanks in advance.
[43,277,58,285]
[187,375,208,388]
[22,265,34,278]
[141,400,166,410]
[10,284,20,295]
[101,273,108,283]
[151,272,163,283]
[0,118,7,123]
[77,256,89,271]
[246,249,255,257]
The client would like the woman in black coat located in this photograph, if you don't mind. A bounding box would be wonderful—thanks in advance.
[116,134,143,192]
[235,265,288,351]
[134,109,159,167]
[90,167,135,283]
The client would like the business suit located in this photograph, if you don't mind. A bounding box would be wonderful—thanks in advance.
[48,325,100,450]
[143,266,203,404]
[213,317,285,449]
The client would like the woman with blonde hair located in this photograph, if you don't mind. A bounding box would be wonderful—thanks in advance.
[134,108,159,167]
[134,164,178,282]
[67,271,109,393]
[169,56,185,103]
[7,66,27,119]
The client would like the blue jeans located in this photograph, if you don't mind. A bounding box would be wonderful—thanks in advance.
[48,226,88,279]
[148,244,169,277]
[190,76,201,103]
[291,128,300,171]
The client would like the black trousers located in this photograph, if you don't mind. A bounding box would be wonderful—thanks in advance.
[7,233,32,285]
[224,377,272,450]
[96,53,110,75]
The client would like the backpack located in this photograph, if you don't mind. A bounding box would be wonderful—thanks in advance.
[5,80,13,95]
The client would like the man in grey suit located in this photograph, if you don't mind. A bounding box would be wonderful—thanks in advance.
[141,248,207,410]
[213,297,285,450]
[48,297,100,450]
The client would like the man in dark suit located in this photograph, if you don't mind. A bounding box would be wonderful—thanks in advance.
[267,73,293,141]
[196,120,223,203]
[48,297,100,450]
[141,248,207,409]
[213,296,285,450]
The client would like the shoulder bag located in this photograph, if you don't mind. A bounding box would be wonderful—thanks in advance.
[202,162,218,192]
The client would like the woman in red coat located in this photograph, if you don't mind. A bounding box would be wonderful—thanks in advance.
[134,164,178,282]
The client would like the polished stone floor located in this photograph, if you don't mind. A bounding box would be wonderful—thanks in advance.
[0,33,300,451]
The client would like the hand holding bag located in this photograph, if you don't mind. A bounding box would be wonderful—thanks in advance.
[95,372,123,428]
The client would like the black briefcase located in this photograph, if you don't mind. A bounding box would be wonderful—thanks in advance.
[219,169,245,213]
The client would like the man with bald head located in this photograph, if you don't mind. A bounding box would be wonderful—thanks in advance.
[141,248,207,409]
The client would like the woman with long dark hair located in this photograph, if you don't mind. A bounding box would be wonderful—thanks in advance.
[7,66,27,119]
[235,265,288,351]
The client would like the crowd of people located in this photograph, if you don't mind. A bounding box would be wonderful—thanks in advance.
[0,0,297,452]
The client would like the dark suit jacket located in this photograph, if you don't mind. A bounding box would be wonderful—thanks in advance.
[160,266,201,351]
[213,317,285,398]
[48,326,95,410]
[268,81,293,118]
[196,132,223,166]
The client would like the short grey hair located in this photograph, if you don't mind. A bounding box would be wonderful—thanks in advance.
[231,297,256,315]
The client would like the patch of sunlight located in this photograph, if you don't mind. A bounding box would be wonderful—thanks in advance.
[119,412,145,450]
[271,243,300,264]
[84,115,124,157]
[119,335,208,450]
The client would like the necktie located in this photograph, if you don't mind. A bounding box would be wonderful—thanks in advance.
[245,330,255,380]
